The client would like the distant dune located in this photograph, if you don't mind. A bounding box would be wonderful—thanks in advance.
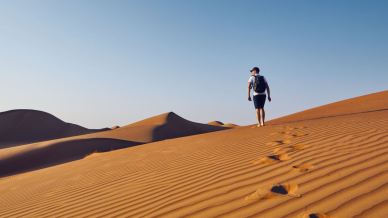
[0,112,226,177]
[93,112,227,143]
[0,109,107,148]
[222,123,239,128]
[208,121,224,126]
[0,91,387,217]
[208,120,239,128]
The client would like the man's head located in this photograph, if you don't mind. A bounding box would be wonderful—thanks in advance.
[250,67,260,75]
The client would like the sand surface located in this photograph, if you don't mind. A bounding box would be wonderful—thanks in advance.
[269,91,387,124]
[0,109,107,149]
[0,91,387,217]
[0,112,225,177]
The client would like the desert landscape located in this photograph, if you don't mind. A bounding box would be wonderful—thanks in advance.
[1,1,386,217]
[0,90,387,218]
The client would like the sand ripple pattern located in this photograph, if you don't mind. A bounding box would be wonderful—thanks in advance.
[0,110,387,218]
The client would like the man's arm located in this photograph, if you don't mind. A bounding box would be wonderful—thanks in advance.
[248,82,252,101]
[266,82,271,102]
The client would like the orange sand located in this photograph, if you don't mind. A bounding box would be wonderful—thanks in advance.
[0,112,225,177]
[0,91,387,217]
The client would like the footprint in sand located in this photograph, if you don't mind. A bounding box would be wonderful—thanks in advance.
[302,213,331,218]
[287,126,308,130]
[281,139,292,144]
[245,183,301,201]
[244,187,274,200]
[273,147,289,155]
[266,139,292,146]
[251,154,290,165]
[279,130,293,135]
[252,148,291,165]
[273,131,293,137]
[269,153,291,161]
[251,156,277,165]
[291,163,314,172]
[284,126,295,131]
[283,135,294,141]
[281,131,309,138]
[270,183,301,197]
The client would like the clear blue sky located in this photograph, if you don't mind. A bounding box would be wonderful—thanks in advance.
[1,0,387,128]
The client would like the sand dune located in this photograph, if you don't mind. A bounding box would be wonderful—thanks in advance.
[208,121,239,128]
[0,112,226,177]
[0,138,140,177]
[0,91,387,217]
[99,112,227,143]
[269,90,388,125]
[208,121,225,126]
[223,123,240,128]
[0,109,107,148]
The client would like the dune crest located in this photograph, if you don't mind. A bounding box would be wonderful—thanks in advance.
[222,123,239,128]
[0,111,226,177]
[99,112,227,143]
[208,121,224,126]
[269,90,388,124]
[208,120,239,128]
[0,109,107,148]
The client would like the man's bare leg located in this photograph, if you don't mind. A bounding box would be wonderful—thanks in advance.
[256,109,261,127]
[261,108,266,126]
[258,108,264,126]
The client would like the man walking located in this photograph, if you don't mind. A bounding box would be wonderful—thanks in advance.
[248,67,271,127]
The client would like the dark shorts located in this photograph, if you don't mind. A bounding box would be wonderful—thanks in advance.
[253,94,266,109]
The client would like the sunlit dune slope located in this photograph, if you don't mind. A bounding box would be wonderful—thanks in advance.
[208,121,239,128]
[208,121,225,126]
[0,109,107,148]
[223,123,240,128]
[269,90,388,125]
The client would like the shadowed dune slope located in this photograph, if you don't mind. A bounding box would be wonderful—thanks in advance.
[269,90,388,125]
[0,92,387,217]
[0,109,107,148]
[0,112,227,177]
[0,138,140,177]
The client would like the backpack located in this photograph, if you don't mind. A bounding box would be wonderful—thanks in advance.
[253,75,267,93]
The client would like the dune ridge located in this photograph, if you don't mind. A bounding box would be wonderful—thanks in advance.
[208,120,239,128]
[106,112,228,142]
[0,109,108,148]
[0,91,387,217]
[0,111,226,177]
[208,121,224,126]
[269,90,388,125]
